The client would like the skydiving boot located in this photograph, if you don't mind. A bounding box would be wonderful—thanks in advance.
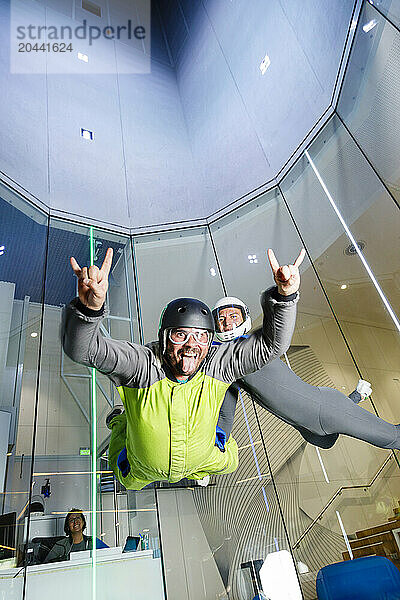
[349,379,372,404]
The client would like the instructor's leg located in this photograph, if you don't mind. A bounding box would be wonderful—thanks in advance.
[241,359,400,450]
[319,387,400,449]
[240,359,328,436]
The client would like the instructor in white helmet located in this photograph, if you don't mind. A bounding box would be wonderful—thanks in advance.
[212,296,400,452]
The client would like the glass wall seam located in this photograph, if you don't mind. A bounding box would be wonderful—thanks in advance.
[330,0,363,108]
[331,0,364,111]
[207,224,228,296]
[130,237,145,345]
[276,183,380,409]
[251,396,303,593]
[21,214,50,600]
[336,111,400,210]
[367,0,400,35]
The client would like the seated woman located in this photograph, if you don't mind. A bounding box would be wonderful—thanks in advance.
[44,508,107,563]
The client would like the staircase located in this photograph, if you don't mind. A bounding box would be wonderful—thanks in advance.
[342,505,400,569]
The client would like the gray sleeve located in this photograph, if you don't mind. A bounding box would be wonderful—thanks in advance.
[212,286,298,383]
[62,298,152,388]
[217,383,240,440]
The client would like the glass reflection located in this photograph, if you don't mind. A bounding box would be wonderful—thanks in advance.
[338,1,400,205]
[0,185,48,598]
[279,114,400,595]
[210,178,400,597]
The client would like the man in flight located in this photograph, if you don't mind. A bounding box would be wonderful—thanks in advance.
[62,247,304,490]
[213,296,400,452]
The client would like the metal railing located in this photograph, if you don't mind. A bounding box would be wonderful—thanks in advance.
[293,453,395,549]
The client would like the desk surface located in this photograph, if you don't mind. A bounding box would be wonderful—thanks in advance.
[0,549,163,600]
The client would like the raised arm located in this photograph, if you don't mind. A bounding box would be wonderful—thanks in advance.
[63,248,149,387]
[259,247,305,357]
[212,249,305,381]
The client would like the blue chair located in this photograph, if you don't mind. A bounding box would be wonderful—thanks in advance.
[316,556,400,600]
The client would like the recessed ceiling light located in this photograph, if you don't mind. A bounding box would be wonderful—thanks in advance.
[0,245,4,256]
[31,332,38,338]
[81,128,94,140]
[260,54,271,75]
[248,254,258,264]
[363,19,377,33]
[78,52,89,63]
[340,284,347,290]
[209,267,216,277]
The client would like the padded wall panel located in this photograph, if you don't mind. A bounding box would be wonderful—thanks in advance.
[118,58,202,228]
[202,0,331,172]
[279,0,355,98]
[0,0,49,201]
[46,21,129,225]
[338,2,400,203]
[176,5,271,218]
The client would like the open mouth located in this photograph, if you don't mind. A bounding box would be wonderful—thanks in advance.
[179,351,199,373]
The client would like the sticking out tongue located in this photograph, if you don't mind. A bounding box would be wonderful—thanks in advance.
[180,354,197,374]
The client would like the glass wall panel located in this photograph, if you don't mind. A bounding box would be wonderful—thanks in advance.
[366,0,400,29]
[209,186,381,598]
[134,227,246,599]
[0,184,48,597]
[338,1,400,205]
[25,220,164,599]
[281,113,400,423]
[133,227,225,342]
[280,114,400,597]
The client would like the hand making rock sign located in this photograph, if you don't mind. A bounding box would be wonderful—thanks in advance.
[70,247,113,311]
[267,248,306,296]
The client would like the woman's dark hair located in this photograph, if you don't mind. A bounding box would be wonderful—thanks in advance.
[64,508,87,536]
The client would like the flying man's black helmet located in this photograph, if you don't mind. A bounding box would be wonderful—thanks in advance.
[158,297,214,353]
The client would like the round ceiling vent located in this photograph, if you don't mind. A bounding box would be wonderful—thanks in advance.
[344,240,366,256]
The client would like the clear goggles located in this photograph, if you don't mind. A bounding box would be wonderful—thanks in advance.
[168,328,211,346]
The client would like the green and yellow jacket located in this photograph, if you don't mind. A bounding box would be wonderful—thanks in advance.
[62,287,298,489]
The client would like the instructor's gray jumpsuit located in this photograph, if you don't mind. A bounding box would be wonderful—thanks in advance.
[217,348,400,451]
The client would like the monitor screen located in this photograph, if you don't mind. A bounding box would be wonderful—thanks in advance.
[122,536,140,553]
[0,512,16,560]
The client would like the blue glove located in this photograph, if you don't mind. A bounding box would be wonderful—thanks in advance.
[215,426,227,452]
[117,447,131,477]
